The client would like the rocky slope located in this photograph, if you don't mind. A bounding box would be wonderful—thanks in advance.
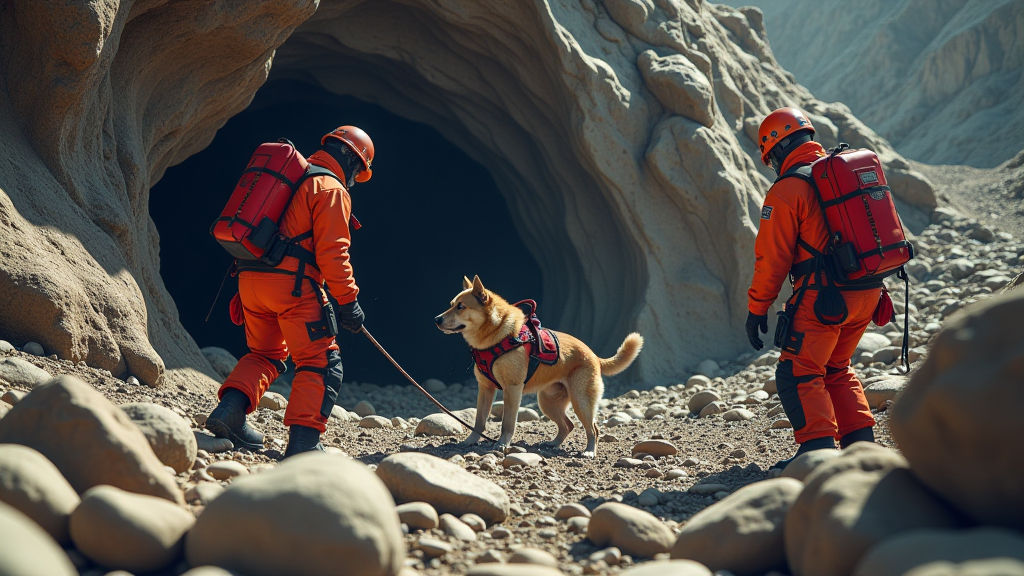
[1,212,1021,575]
[0,0,937,389]
[727,0,1024,168]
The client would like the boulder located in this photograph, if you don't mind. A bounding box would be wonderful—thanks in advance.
[671,478,803,576]
[619,561,713,576]
[376,453,510,524]
[354,401,376,417]
[0,376,183,504]
[0,444,79,545]
[200,347,238,380]
[0,500,77,576]
[396,501,439,531]
[187,453,404,576]
[890,291,1024,529]
[0,357,52,388]
[120,402,197,474]
[688,390,721,414]
[70,485,195,573]
[502,453,544,467]
[853,527,1024,576]
[588,502,675,558]
[780,450,840,482]
[414,413,465,437]
[785,444,965,576]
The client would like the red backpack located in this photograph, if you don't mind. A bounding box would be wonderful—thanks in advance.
[780,144,913,283]
[210,139,345,266]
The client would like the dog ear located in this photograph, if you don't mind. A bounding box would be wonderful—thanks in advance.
[463,276,473,290]
[472,275,489,304]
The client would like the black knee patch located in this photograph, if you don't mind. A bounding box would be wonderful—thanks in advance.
[296,350,343,419]
[776,360,816,431]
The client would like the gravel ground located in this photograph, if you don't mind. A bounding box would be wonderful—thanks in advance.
[1,211,1021,576]
[912,151,1024,237]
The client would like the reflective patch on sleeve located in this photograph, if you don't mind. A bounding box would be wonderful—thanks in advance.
[761,206,773,220]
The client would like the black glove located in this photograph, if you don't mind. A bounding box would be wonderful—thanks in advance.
[745,312,769,351]
[336,299,365,333]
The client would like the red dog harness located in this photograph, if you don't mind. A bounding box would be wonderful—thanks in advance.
[471,300,560,389]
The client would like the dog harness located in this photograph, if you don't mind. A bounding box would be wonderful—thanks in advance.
[471,300,560,389]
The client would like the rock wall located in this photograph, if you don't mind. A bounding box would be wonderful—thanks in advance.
[264,0,936,379]
[726,0,1024,168]
[0,0,936,386]
[0,0,316,389]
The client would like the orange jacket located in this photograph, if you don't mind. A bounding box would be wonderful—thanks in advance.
[274,150,359,304]
[747,141,830,315]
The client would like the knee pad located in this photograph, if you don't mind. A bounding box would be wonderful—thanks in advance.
[776,360,816,431]
[295,350,343,419]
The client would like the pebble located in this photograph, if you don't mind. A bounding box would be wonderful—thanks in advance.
[502,453,544,467]
[699,401,725,417]
[353,401,375,417]
[509,547,559,567]
[614,457,643,468]
[207,460,248,480]
[722,408,755,421]
[0,340,13,352]
[685,375,711,387]
[491,527,512,539]
[414,413,466,437]
[358,415,393,428]
[588,502,675,558]
[689,483,729,495]
[590,547,622,566]
[771,418,793,429]
[644,404,669,419]
[518,407,541,421]
[0,358,53,388]
[460,513,487,532]
[567,516,590,534]
[476,549,504,563]
[418,537,452,558]
[440,513,477,541]
[23,342,45,356]
[665,469,688,480]
[1,389,27,405]
[632,439,678,457]
[396,501,439,531]
[258,392,287,411]
[688,390,721,414]
[555,503,591,519]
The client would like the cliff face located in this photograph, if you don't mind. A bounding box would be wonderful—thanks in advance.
[0,0,935,386]
[0,0,316,388]
[730,0,1024,168]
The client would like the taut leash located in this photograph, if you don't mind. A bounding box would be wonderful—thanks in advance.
[360,326,497,442]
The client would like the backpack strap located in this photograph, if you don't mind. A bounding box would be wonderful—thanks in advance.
[281,165,348,297]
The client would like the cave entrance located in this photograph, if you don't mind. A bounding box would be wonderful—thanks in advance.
[150,84,542,386]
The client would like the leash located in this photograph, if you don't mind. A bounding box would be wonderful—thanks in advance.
[360,326,497,442]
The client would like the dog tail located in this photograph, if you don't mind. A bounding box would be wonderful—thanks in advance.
[600,333,644,376]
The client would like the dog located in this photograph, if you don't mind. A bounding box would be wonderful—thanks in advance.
[434,275,643,457]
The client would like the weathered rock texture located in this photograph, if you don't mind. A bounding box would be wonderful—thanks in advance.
[891,289,1024,529]
[0,0,934,382]
[727,0,1024,167]
[0,0,316,389]
[261,0,934,378]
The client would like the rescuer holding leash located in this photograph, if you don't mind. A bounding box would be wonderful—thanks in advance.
[746,108,885,470]
[206,126,374,457]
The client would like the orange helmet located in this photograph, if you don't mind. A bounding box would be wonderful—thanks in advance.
[321,125,375,182]
[758,108,815,166]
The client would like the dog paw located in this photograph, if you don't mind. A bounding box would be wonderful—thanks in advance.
[580,450,596,459]
[495,442,510,452]
[462,435,483,445]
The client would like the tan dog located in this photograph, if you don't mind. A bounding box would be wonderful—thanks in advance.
[434,275,643,457]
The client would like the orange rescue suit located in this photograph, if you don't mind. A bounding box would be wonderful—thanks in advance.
[748,141,876,444]
[219,151,357,433]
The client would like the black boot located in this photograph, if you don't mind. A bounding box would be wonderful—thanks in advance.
[206,389,265,451]
[770,436,836,472]
[840,426,875,449]
[284,425,325,458]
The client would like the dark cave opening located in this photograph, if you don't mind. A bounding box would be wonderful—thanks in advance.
[150,84,542,386]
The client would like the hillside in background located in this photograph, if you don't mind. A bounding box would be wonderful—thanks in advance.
[729,0,1023,168]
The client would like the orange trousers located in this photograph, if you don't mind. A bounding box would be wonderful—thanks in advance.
[776,286,878,444]
[219,272,342,433]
